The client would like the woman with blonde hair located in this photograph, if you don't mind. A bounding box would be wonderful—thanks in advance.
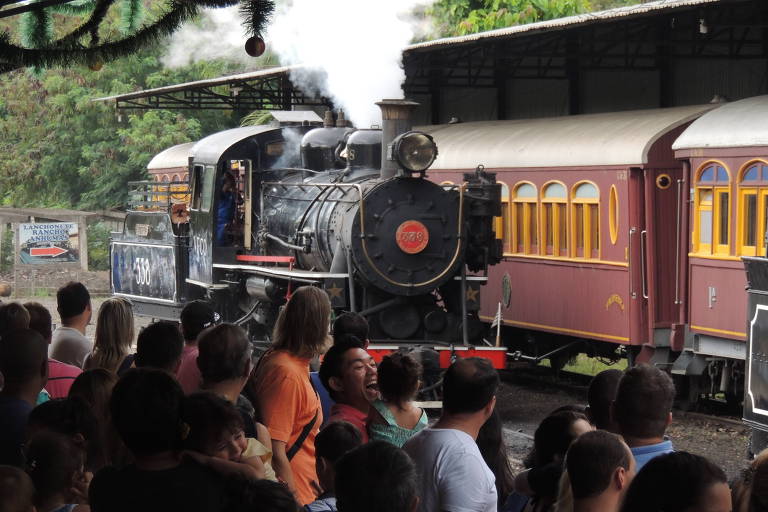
[734,449,768,512]
[248,285,331,506]
[84,298,135,374]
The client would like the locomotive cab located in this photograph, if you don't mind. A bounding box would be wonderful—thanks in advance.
[186,122,319,291]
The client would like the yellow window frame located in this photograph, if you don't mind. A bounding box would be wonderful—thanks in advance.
[739,187,759,256]
[693,161,731,256]
[713,187,730,255]
[512,182,538,255]
[571,182,600,260]
[541,181,568,257]
[694,187,713,254]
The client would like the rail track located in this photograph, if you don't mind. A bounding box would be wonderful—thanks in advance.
[499,362,744,422]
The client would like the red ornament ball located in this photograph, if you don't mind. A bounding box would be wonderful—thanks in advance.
[245,36,266,57]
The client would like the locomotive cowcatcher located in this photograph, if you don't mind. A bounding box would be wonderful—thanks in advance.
[110,99,506,367]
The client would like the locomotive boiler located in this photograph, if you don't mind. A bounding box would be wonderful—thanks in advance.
[111,99,504,355]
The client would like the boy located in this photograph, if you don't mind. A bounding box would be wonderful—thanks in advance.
[305,422,363,512]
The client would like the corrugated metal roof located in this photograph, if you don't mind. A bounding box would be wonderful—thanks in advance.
[95,65,298,102]
[269,111,322,124]
[405,0,721,51]
[147,142,195,170]
[673,96,768,150]
[421,104,717,169]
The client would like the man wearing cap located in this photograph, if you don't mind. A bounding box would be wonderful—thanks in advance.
[176,301,220,394]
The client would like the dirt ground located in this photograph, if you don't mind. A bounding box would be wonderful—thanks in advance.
[497,376,751,480]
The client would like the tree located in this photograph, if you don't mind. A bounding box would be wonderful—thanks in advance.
[0,45,239,210]
[428,0,641,37]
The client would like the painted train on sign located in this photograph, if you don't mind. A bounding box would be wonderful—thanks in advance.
[111,100,507,367]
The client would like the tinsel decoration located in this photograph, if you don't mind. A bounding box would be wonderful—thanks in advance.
[0,0,275,72]
[20,2,53,49]
[239,0,273,37]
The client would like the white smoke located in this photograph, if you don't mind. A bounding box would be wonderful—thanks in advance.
[267,0,432,128]
[162,6,253,68]
[273,128,304,168]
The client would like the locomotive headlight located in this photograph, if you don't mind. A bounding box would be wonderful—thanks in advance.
[392,131,438,174]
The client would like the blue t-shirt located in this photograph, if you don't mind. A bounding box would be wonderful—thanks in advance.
[310,372,335,426]
[631,439,674,470]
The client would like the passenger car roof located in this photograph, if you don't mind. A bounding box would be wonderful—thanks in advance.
[673,95,768,150]
[147,142,195,170]
[421,104,716,169]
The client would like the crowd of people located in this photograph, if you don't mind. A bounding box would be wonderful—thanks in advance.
[0,281,763,512]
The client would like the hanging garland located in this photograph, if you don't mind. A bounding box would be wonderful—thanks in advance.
[0,0,274,71]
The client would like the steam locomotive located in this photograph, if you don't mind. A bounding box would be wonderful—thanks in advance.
[111,99,505,364]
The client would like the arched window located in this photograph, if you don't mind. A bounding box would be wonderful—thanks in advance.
[172,174,180,182]
[512,182,538,255]
[572,182,599,259]
[541,182,567,256]
[497,183,511,255]
[161,175,169,182]
[738,161,768,256]
[183,173,189,182]
[694,163,730,255]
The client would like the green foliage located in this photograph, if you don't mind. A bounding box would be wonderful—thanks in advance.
[240,110,274,127]
[0,45,238,210]
[0,228,13,273]
[87,222,111,270]
[429,0,639,37]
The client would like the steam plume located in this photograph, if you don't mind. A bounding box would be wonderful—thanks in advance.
[162,6,254,68]
[267,0,431,128]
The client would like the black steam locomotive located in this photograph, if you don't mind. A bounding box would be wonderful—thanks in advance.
[111,100,502,350]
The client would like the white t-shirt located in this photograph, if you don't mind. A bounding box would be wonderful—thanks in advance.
[50,326,92,369]
[403,428,497,512]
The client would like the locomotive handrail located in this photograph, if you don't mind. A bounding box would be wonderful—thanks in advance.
[641,229,649,300]
[675,178,683,305]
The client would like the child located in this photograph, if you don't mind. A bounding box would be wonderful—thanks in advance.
[366,352,427,448]
[0,465,35,512]
[183,391,276,481]
[25,431,91,512]
[305,421,363,512]
[88,368,229,512]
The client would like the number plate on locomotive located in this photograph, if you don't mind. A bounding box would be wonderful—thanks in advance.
[395,220,429,254]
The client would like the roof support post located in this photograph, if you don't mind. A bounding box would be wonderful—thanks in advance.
[494,45,508,120]
[656,20,672,108]
[429,65,442,124]
[565,33,581,115]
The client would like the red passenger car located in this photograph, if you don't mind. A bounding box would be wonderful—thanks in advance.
[422,105,720,381]
[672,95,768,401]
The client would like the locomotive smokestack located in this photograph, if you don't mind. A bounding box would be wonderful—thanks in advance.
[377,99,419,179]
[336,110,347,128]
[323,110,334,128]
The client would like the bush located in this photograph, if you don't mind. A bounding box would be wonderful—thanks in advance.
[87,222,111,271]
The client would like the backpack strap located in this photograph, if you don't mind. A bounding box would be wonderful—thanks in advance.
[286,374,320,461]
